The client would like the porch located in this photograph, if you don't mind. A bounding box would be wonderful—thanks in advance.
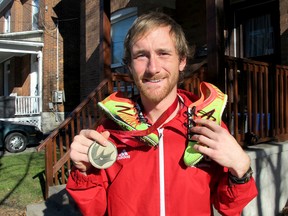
[36,56,288,215]
[0,95,41,129]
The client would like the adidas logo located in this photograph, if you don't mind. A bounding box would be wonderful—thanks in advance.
[117,149,131,160]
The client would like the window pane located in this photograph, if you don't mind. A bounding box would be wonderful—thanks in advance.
[112,15,137,66]
[244,14,274,58]
[32,0,39,30]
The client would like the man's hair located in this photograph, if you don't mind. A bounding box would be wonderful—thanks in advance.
[123,11,189,65]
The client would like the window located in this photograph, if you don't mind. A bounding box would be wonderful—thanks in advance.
[111,8,137,69]
[232,0,280,63]
[4,10,11,33]
[32,0,39,30]
[244,13,274,58]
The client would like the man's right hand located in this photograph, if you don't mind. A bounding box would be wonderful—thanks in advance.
[70,129,110,174]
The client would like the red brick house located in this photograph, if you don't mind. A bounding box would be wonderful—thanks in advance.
[0,0,80,133]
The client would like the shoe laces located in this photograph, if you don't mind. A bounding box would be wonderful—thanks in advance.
[134,102,149,124]
[184,106,197,141]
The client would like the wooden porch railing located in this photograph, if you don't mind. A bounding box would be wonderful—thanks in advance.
[275,64,288,139]
[37,58,288,199]
[225,57,288,144]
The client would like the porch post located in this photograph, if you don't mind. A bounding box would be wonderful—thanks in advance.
[206,0,225,91]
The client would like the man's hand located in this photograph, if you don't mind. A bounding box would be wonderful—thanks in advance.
[70,130,110,174]
[191,119,251,178]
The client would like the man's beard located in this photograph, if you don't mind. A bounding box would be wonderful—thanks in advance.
[134,73,179,104]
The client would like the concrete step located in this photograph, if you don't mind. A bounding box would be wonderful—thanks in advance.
[26,184,81,216]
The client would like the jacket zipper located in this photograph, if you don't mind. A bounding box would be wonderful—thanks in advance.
[158,128,165,216]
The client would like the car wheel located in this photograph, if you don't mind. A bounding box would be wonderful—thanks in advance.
[5,132,27,153]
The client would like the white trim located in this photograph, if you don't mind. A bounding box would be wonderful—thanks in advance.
[0,48,40,54]
[30,55,38,96]
[0,40,43,47]
[4,9,11,33]
[158,128,165,216]
[0,30,43,37]
[111,7,137,24]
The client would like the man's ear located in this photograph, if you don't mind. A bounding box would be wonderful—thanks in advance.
[179,58,187,72]
[126,65,134,79]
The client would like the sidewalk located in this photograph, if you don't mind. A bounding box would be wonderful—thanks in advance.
[26,185,81,216]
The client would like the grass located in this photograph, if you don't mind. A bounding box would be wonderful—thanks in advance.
[0,149,45,211]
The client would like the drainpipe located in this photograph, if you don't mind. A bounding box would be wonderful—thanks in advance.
[37,51,43,113]
[56,22,59,91]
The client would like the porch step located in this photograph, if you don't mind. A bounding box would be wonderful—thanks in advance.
[26,184,81,216]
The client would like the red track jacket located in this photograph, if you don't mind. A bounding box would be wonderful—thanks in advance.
[66,89,258,216]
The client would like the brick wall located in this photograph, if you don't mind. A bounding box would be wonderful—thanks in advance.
[0,0,31,33]
[10,0,32,32]
[10,55,31,96]
[41,0,63,111]
[41,0,80,112]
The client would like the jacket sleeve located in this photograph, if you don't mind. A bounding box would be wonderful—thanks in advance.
[212,172,258,216]
[66,167,108,216]
[212,122,258,215]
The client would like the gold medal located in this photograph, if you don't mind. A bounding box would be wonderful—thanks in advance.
[88,141,117,169]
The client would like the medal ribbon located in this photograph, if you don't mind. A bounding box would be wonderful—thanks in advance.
[109,96,179,137]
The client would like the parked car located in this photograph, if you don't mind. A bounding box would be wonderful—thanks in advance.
[0,120,43,153]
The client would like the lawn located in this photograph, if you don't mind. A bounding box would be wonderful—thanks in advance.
[0,149,45,214]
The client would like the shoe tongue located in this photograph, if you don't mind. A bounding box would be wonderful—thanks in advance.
[190,82,212,111]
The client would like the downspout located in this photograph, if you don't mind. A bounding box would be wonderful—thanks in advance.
[37,51,43,113]
[56,22,59,91]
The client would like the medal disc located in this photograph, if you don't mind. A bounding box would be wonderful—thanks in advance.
[88,141,117,169]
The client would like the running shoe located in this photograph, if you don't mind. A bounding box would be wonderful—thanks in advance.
[183,82,227,166]
[98,91,159,146]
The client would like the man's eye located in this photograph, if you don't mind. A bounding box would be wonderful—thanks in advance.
[135,53,146,58]
[159,52,169,56]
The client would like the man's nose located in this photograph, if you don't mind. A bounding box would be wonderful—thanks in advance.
[147,55,161,74]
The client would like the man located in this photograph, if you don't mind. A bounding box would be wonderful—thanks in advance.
[66,12,257,215]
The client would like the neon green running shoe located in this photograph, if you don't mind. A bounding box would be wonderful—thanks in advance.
[98,91,159,146]
[183,82,227,166]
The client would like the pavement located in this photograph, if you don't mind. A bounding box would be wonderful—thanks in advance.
[26,185,82,216]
